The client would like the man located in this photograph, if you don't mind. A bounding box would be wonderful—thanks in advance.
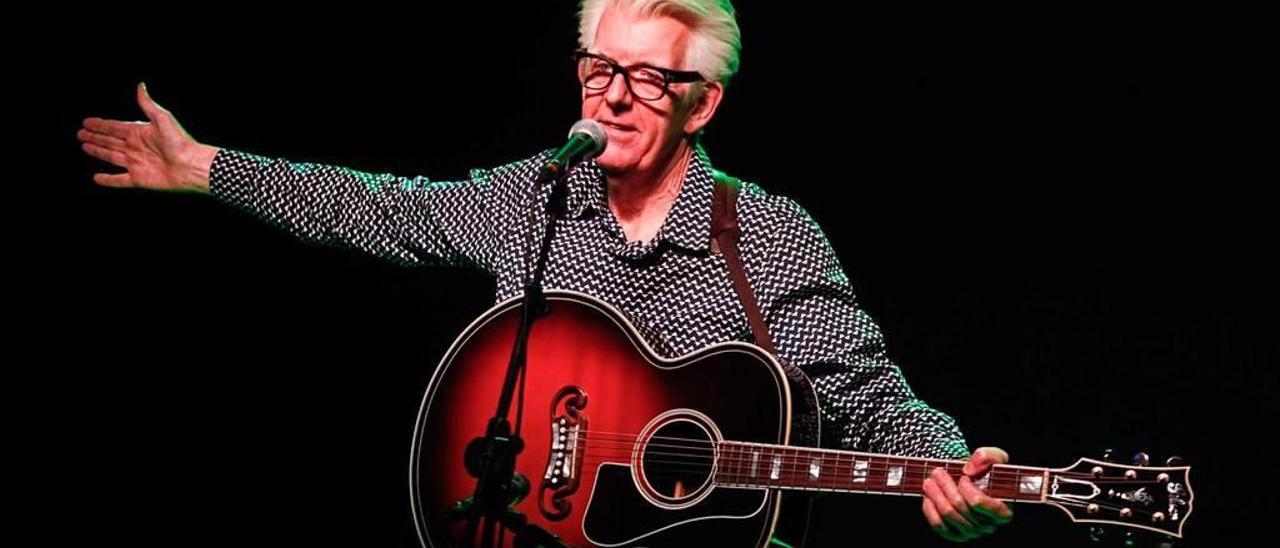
[77,0,1012,542]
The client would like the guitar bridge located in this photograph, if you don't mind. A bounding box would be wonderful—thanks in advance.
[540,386,588,520]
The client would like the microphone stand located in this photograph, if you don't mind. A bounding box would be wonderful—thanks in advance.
[450,164,574,548]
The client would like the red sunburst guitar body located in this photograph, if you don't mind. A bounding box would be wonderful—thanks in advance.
[409,291,1194,547]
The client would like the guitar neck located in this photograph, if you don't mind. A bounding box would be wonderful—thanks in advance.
[714,441,1049,503]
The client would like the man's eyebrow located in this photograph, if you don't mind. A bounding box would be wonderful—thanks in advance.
[587,51,680,72]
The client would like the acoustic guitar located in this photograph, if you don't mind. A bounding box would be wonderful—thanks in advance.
[409,291,1193,547]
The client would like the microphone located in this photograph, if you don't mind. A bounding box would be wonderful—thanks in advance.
[540,119,608,180]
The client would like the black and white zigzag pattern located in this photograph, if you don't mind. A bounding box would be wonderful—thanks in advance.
[211,147,971,459]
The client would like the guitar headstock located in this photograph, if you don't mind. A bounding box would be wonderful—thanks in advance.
[1045,452,1193,540]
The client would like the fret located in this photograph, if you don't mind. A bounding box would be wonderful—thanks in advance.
[819,450,830,491]
[789,447,801,488]
[734,442,745,485]
[799,449,810,487]
[737,442,745,485]
[832,451,845,491]
[726,442,739,485]
[784,447,795,489]
[721,442,733,486]
[901,455,911,494]
[985,463,1002,497]
[717,442,728,484]
[877,455,885,492]
[988,464,1008,499]
[835,452,848,491]
[795,448,804,490]
[790,448,799,486]
[875,456,889,494]
[824,451,839,490]
[718,442,729,485]
[734,442,744,485]
[998,465,1020,499]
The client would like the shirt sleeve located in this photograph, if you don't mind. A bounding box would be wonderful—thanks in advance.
[209,148,531,272]
[752,195,971,459]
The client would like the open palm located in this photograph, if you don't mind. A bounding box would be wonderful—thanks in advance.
[78,83,218,192]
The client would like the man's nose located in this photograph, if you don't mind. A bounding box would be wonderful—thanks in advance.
[604,72,633,108]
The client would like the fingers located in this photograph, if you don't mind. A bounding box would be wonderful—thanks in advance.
[83,117,144,140]
[959,476,1014,524]
[77,128,126,151]
[934,467,993,534]
[923,455,1014,541]
[136,82,169,124]
[81,141,129,169]
[963,446,1010,476]
[922,472,981,540]
[922,497,967,542]
[93,172,134,188]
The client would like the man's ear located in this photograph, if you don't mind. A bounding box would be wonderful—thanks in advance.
[683,82,724,136]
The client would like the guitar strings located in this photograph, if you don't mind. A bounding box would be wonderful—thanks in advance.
[558,460,1179,519]
[558,432,1178,482]
[545,435,1158,483]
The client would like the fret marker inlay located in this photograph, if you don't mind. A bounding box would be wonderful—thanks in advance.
[886,466,904,487]
[852,460,869,483]
[1020,475,1044,495]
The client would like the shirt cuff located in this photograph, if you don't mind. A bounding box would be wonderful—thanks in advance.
[209,148,274,211]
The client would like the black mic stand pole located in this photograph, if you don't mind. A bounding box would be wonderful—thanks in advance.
[451,163,574,548]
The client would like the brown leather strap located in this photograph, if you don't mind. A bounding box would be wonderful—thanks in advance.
[710,170,821,457]
[710,169,776,355]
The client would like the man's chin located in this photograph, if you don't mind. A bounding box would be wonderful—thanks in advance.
[594,153,634,175]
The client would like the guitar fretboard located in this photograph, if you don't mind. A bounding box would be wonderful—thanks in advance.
[713,441,1047,502]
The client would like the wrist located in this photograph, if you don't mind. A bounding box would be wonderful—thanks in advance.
[180,143,220,193]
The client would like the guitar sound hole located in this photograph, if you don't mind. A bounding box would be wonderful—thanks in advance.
[641,420,715,500]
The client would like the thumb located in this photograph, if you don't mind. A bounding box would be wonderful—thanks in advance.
[963,447,1010,476]
[136,82,168,123]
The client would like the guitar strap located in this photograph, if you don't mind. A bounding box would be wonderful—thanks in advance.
[709,168,821,437]
[710,168,818,548]
[709,168,820,435]
[709,169,776,354]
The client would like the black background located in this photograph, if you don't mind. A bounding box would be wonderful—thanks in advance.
[34,2,1272,546]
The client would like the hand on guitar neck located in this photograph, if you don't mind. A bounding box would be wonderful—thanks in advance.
[921,447,1015,542]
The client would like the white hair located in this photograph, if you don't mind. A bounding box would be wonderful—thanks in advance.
[577,0,742,86]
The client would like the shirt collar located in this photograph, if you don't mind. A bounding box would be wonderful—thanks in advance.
[563,146,717,259]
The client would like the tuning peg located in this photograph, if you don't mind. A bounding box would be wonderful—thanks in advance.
[1165,455,1184,466]
[1132,452,1150,466]
[1102,448,1116,463]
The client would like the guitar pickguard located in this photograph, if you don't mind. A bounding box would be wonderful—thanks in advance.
[582,463,772,547]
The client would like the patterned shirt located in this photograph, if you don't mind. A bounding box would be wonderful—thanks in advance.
[210,145,970,459]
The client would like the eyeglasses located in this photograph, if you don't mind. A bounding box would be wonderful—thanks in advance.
[574,50,705,101]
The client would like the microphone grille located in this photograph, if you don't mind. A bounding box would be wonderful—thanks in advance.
[569,119,608,158]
